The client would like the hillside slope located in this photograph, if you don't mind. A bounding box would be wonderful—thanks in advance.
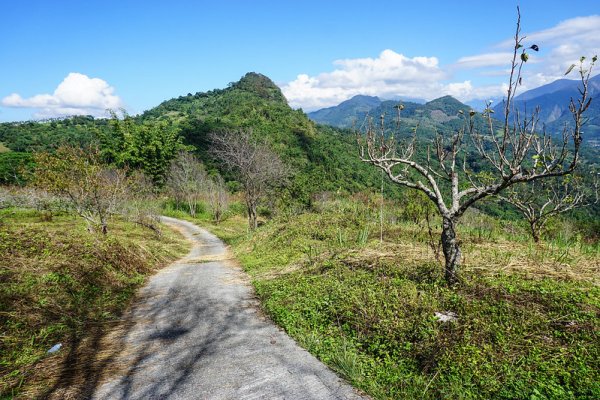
[141,72,386,202]
[492,74,600,144]
[307,95,382,128]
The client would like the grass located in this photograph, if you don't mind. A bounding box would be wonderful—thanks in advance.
[190,198,599,399]
[0,208,189,399]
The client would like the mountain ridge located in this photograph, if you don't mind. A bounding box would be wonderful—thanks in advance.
[492,74,600,142]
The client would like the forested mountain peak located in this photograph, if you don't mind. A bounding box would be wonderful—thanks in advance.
[230,72,287,104]
[141,72,291,121]
[425,95,468,112]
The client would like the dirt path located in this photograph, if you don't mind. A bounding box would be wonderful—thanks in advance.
[91,217,366,400]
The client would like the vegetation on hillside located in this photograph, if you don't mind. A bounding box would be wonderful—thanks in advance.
[191,196,599,399]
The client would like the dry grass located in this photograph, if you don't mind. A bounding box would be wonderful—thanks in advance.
[243,226,599,286]
[0,209,189,399]
[462,239,600,284]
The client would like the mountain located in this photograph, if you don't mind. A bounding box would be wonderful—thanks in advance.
[307,95,382,128]
[492,74,600,144]
[141,72,387,201]
[307,94,475,139]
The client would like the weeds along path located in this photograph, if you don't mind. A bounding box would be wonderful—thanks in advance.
[91,216,365,400]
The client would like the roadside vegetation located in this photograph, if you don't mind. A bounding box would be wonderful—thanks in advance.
[171,194,599,399]
[0,194,188,398]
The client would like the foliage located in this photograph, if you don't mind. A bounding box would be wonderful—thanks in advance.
[141,73,386,207]
[0,152,34,185]
[217,198,600,400]
[100,116,184,185]
[33,146,129,234]
[0,116,104,153]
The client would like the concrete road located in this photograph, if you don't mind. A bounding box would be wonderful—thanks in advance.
[92,217,366,400]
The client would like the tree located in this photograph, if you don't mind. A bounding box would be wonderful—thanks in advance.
[499,173,598,242]
[166,151,208,217]
[210,130,289,229]
[100,113,184,185]
[358,10,595,284]
[122,171,163,235]
[207,174,229,223]
[0,152,34,185]
[33,146,128,235]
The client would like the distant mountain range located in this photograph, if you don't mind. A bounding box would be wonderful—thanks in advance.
[492,74,600,144]
[308,94,474,140]
[307,95,383,128]
[308,75,600,144]
[307,95,426,128]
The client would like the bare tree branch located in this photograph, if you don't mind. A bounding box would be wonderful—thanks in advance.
[210,130,289,229]
[357,9,596,284]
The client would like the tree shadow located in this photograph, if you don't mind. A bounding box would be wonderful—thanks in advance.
[38,220,362,399]
[39,259,246,399]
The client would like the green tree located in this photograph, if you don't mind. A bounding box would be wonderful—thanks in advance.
[101,115,184,185]
[0,152,34,185]
[33,146,128,234]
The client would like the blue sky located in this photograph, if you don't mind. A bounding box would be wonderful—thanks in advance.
[1,0,599,121]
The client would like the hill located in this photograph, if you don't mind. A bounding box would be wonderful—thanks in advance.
[307,94,476,140]
[141,72,387,202]
[307,95,382,128]
[492,74,600,145]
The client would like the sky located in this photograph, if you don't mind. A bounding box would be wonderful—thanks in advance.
[1,0,599,121]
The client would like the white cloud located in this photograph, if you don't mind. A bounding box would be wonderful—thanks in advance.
[281,49,511,110]
[282,15,600,111]
[507,15,600,46]
[282,50,465,111]
[455,52,514,69]
[494,15,600,85]
[1,73,124,119]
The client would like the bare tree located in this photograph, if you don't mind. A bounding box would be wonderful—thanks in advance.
[210,130,289,229]
[34,146,128,235]
[166,151,208,217]
[358,10,595,284]
[207,174,229,223]
[122,171,163,235]
[499,173,598,242]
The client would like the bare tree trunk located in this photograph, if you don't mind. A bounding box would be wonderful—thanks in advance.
[441,217,461,285]
[530,222,541,243]
[247,201,258,230]
[187,197,197,217]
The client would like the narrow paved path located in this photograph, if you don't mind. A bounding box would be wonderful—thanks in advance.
[92,217,366,400]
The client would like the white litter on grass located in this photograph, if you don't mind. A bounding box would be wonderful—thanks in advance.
[47,343,62,354]
[434,311,458,323]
